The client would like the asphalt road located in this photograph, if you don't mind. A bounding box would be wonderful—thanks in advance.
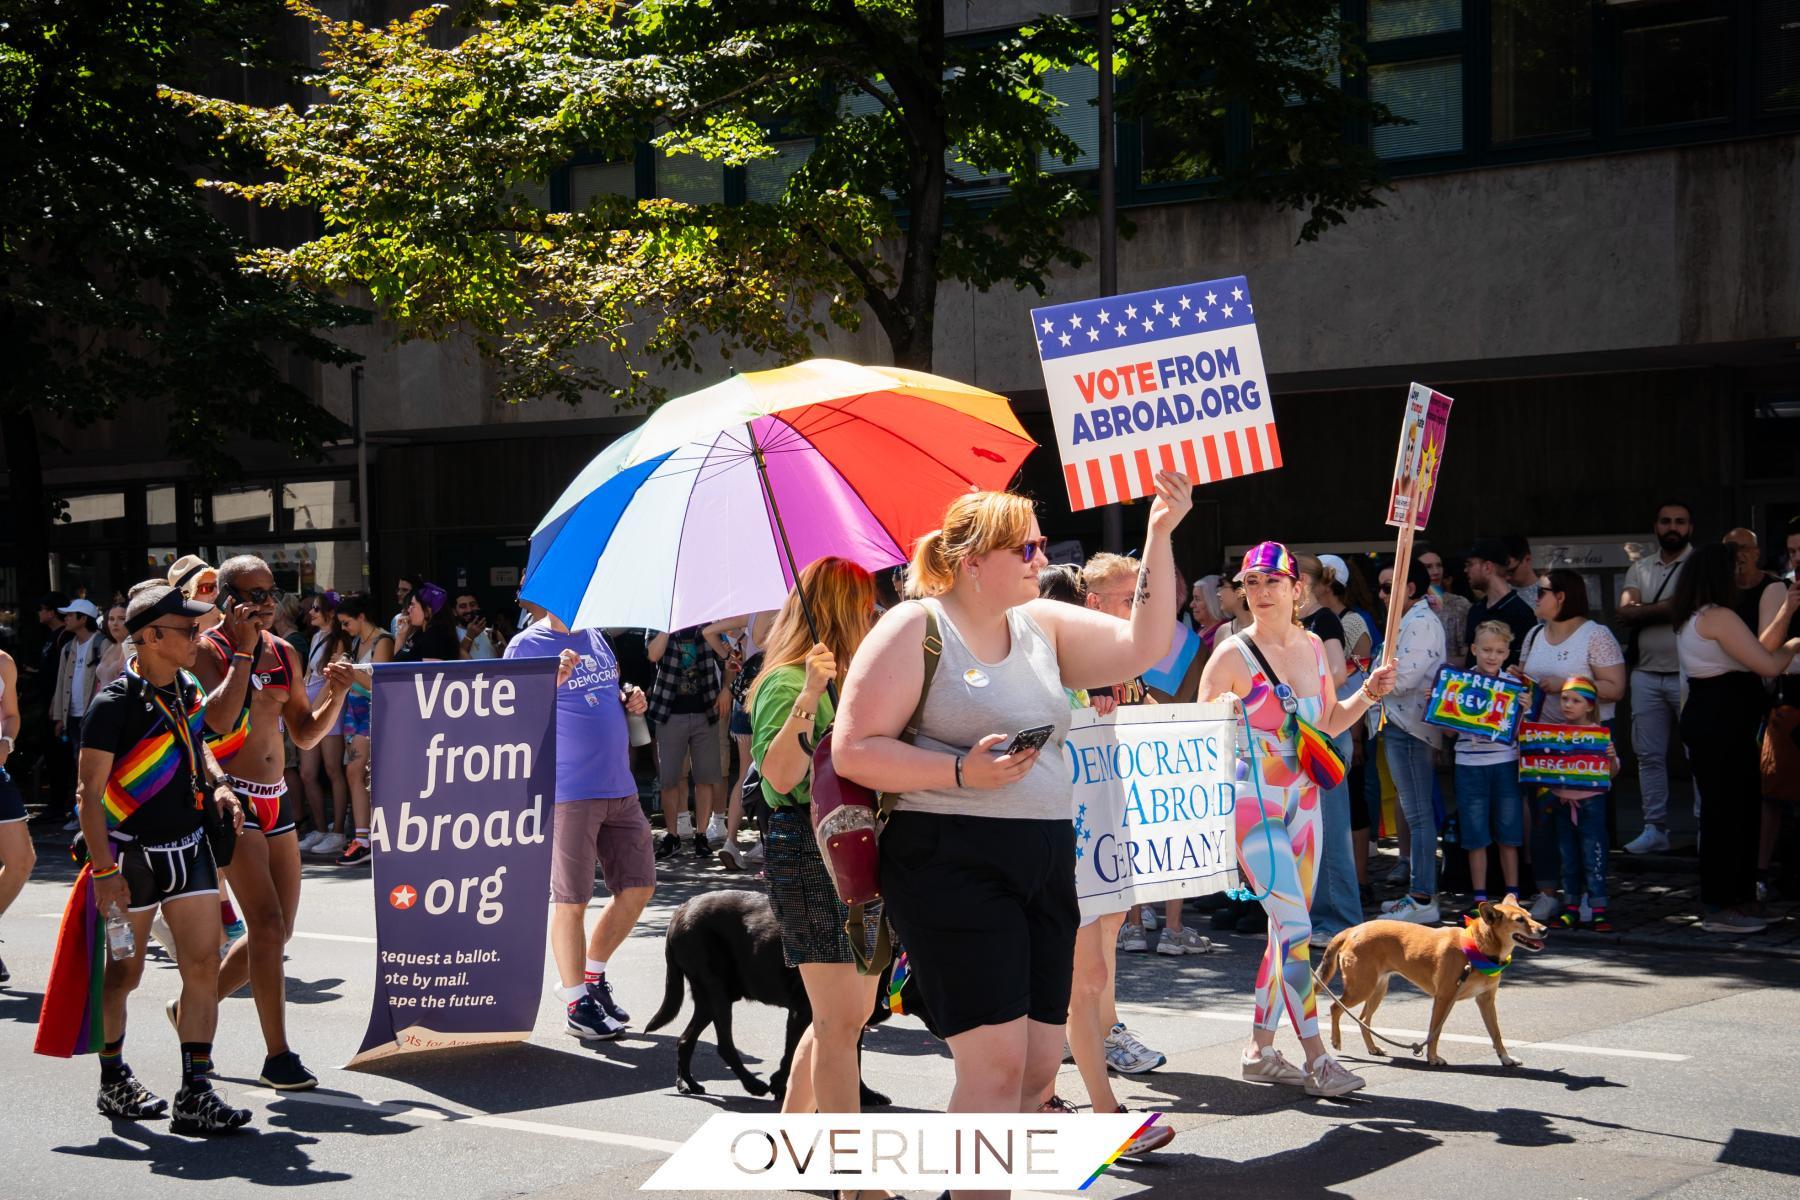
[3,843,1798,1200]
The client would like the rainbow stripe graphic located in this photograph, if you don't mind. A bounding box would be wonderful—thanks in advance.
[1080,1113,1165,1189]
[1518,722,1613,791]
[34,865,106,1058]
[204,706,250,767]
[1289,714,1346,790]
[1423,664,1529,745]
[101,669,207,829]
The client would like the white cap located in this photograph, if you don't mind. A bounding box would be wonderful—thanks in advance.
[58,598,101,619]
[1316,554,1350,587]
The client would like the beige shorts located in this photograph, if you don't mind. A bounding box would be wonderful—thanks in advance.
[550,797,656,904]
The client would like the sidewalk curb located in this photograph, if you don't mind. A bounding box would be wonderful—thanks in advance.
[1605,930,1800,960]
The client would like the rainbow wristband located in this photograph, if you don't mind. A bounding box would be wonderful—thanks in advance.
[232,651,254,662]
[91,862,121,880]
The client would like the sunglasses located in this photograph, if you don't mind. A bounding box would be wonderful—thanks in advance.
[192,580,218,596]
[1378,583,1393,594]
[230,586,282,604]
[1012,537,1050,563]
[150,623,200,640]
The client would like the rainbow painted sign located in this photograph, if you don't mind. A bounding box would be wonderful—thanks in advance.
[1423,665,1530,745]
[1518,722,1614,792]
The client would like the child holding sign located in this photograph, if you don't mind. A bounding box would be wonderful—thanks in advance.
[1547,677,1622,933]
[1451,622,1524,913]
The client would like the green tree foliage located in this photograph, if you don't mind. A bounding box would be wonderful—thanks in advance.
[169,0,1391,404]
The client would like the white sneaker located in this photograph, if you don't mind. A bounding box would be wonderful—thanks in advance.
[743,841,765,867]
[705,815,727,844]
[1528,892,1561,922]
[1240,1045,1306,1086]
[715,843,744,871]
[1305,1053,1366,1097]
[297,830,323,853]
[1383,895,1440,924]
[1139,904,1159,930]
[1117,923,1147,952]
[1104,1024,1165,1074]
[1624,826,1669,855]
[1699,910,1768,935]
[1385,859,1412,885]
[675,812,694,840]
[1157,927,1211,956]
[311,832,347,857]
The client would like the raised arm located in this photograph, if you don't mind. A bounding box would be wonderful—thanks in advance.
[646,630,670,662]
[194,602,262,735]
[1029,471,1193,690]
[283,645,352,749]
[1760,580,1800,653]
[701,617,747,661]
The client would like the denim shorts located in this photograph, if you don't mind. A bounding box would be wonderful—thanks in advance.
[1454,760,1523,850]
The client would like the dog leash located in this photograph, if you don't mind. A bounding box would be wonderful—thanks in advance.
[1307,963,1426,1057]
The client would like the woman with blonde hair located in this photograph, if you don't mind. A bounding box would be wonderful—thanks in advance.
[833,471,1193,1148]
[748,557,881,1123]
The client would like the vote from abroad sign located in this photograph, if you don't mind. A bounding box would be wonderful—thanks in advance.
[1030,275,1280,511]
[348,658,558,1067]
[1066,701,1240,920]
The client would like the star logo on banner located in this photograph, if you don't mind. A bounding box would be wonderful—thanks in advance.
[1179,294,1192,310]
[1086,327,1100,342]
[1196,308,1209,323]
[389,884,418,910]
[1039,317,1053,334]
[1152,299,1165,315]
[1097,307,1110,324]
[1168,312,1181,327]
[1059,331,1072,347]
[1069,313,1083,329]
[1232,286,1244,301]
[1115,323,1127,337]
[1221,304,1234,318]
[1142,317,1155,331]
[1206,290,1218,306]
[1124,304,1138,320]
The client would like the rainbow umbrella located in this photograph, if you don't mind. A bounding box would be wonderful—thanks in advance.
[523,359,1037,631]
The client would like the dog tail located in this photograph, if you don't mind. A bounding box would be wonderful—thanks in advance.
[644,944,686,1034]
[1316,931,1347,989]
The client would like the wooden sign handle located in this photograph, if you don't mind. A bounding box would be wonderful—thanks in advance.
[1381,472,1421,666]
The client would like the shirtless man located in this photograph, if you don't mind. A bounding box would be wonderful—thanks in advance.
[185,555,352,1090]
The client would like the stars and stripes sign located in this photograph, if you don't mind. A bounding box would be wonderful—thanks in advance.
[1030,275,1281,511]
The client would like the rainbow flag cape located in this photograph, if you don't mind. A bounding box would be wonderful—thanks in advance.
[1518,722,1613,792]
[34,864,106,1058]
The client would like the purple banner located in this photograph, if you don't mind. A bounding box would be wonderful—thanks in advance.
[349,657,558,1066]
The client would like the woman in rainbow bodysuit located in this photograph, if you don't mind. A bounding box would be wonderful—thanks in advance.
[1198,542,1396,1097]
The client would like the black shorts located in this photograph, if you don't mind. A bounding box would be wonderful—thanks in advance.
[879,810,1079,1040]
[0,767,25,824]
[119,829,220,913]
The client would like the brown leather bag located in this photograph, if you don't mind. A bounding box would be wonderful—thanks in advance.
[808,603,941,974]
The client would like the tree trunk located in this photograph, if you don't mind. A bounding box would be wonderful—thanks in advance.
[2,405,51,664]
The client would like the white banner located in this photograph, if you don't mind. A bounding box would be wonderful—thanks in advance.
[1066,701,1240,920]
[643,1112,1154,1191]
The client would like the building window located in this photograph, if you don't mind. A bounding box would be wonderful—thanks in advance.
[1039,64,1100,173]
[654,148,725,205]
[212,486,274,539]
[1138,110,1227,186]
[1371,57,1464,158]
[147,486,178,544]
[1368,0,1462,42]
[282,480,358,532]
[1490,0,1592,143]
[1757,0,1800,113]
[745,140,813,203]
[1621,17,1733,130]
[568,160,637,208]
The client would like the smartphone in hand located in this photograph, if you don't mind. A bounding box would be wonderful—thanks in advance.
[999,724,1056,755]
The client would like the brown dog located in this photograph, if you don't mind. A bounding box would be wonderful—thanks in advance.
[1318,893,1547,1067]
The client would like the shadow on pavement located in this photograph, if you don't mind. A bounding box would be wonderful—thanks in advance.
[0,988,44,1026]
[55,1120,353,1186]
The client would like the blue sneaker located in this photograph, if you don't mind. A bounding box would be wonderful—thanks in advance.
[587,973,630,1025]
[565,994,625,1042]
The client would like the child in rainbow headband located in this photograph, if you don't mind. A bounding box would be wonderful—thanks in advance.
[1549,675,1622,932]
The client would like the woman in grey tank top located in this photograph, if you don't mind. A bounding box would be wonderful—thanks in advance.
[833,472,1193,1121]
[0,647,34,984]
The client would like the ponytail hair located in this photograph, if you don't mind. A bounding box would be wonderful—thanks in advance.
[906,491,1037,598]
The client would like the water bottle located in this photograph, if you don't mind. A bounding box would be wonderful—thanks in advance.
[627,711,652,748]
[104,902,135,962]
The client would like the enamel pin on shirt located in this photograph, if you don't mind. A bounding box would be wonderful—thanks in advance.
[964,668,990,688]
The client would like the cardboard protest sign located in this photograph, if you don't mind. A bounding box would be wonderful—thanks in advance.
[1423,664,1531,745]
[349,659,558,1066]
[1386,383,1454,530]
[1067,701,1239,919]
[1031,276,1278,511]
[1518,722,1614,792]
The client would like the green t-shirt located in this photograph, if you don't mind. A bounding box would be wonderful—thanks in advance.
[750,663,833,808]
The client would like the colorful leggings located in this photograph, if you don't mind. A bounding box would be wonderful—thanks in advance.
[1235,758,1321,1038]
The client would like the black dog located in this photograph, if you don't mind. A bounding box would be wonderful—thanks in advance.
[646,888,914,1104]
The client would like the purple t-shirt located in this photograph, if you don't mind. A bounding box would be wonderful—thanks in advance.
[504,624,636,803]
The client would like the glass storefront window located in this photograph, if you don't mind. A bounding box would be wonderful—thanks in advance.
[212,486,274,538]
[282,479,358,532]
[53,492,128,542]
[147,486,178,544]
[219,542,363,597]
[1491,0,1592,143]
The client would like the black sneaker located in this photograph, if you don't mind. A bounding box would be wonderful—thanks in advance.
[589,973,630,1025]
[336,838,371,866]
[258,1050,318,1091]
[0,953,9,985]
[691,833,713,860]
[565,994,625,1041]
[654,832,679,861]
[171,1085,252,1135]
[97,1072,169,1119]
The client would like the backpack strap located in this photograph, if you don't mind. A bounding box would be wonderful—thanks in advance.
[846,601,942,976]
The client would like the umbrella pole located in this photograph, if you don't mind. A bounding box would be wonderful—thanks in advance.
[746,420,823,647]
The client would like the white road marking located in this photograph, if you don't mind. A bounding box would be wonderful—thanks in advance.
[291,930,377,944]
[246,1087,682,1152]
[1116,1002,1689,1061]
